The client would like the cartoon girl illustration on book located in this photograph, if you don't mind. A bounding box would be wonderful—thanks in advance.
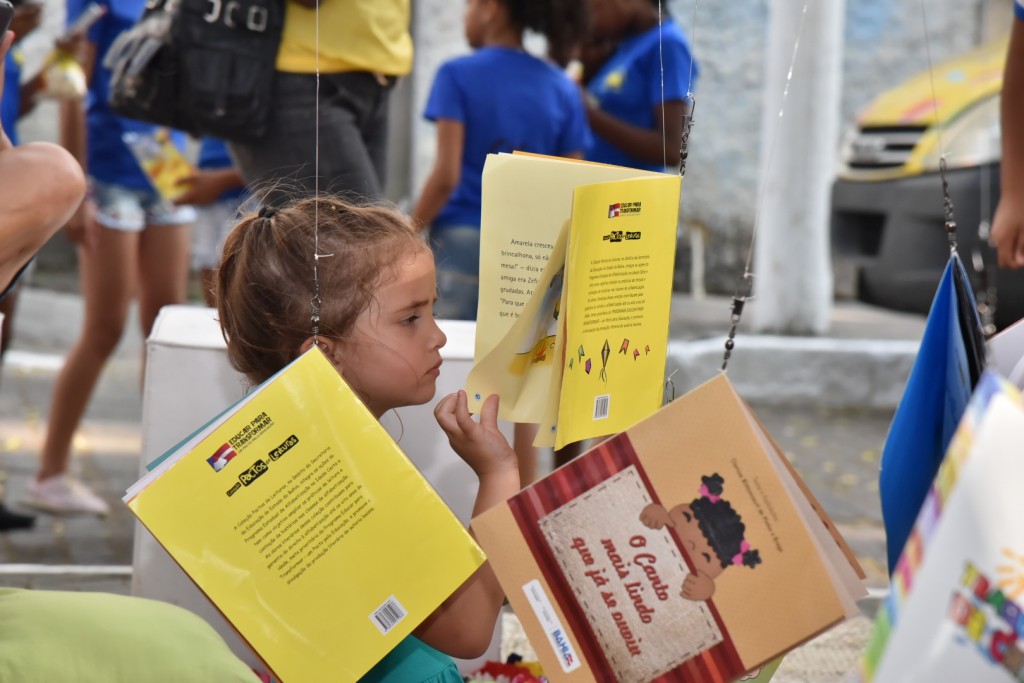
[640,473,761,601]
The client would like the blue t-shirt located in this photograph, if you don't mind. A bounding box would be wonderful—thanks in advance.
[69,0,188,189]
[585,18,698,171]
[197,137,245,201]
[424,46,589,229]
[360,635,462,683]
[1017,0,1024,20]
[2,51,21,146]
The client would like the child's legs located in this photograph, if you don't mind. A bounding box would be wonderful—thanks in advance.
[39,220,140,479]
[137,223,190,338]
[136,194,194,360]
[190,199,239,306]
[431,226,480,321]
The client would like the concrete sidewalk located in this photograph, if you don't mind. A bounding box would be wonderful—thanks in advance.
[0,286,921,680]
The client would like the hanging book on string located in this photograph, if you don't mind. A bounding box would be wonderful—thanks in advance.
[466,152,680,449]
[859,372,1024,681]
[472,372,867,682]
[124,347,486,682]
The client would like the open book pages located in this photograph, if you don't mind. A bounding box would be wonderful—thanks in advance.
[468,152,680,448]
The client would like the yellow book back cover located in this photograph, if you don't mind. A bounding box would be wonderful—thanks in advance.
[126,348,485,682]
[553,174,681,448]
[475,154,665,372]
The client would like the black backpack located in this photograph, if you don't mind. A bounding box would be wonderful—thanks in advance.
[105,0,283,142]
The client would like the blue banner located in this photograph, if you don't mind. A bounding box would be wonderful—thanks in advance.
[879,254,979,572]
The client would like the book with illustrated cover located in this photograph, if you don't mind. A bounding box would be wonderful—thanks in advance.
[466,153,679,449]
[859,372,1024,682]
[125,347,486,682]
[472,373,866,682]
[122,128,193,201]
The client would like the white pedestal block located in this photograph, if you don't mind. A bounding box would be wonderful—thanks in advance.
[134,305,505,673]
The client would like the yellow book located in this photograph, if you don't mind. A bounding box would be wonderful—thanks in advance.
[474,153,665,361]
[466,153,680,449]
[122,128,193,202]
[124,347,486,682]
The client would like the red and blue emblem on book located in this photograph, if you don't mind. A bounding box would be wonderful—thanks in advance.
[207,443,238,472]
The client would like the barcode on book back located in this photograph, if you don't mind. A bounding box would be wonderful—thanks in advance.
[370,596,408,635]
[593,395,610,420]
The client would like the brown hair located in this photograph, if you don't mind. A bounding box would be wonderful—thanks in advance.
[215,196,428,385]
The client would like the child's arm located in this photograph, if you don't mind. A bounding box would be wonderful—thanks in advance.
[991,17,1024,267]
[173,167,245,206]
[58,32,95,246]
[586,99,684,167]
[409,119,463,231]
[418,391,519,658]
[0,31,85,293]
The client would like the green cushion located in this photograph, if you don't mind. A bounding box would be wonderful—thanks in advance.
[0,588,257,683]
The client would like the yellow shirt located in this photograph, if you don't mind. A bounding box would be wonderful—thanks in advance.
[276,0,413,75]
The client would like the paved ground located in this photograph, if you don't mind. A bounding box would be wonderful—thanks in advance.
[0,285,921,679]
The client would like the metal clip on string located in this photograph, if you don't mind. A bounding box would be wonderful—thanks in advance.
[678,93,695,178]
[722,273,754,372]
[663,369,678,406]
[309,251,334,346]
[310,294,321,344]
[939,157,958,253]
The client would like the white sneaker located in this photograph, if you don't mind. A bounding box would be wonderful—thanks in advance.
[23,475,110,516]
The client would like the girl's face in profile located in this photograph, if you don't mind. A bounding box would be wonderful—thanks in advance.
[668,503,724,579]
[337,249,447,418]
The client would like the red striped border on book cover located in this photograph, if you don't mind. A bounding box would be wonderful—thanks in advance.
[508,434,744,681]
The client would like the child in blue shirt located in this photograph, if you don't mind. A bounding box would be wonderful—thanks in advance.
[26,0,196,516]
[410,0,589,322]
[583,0,698,171]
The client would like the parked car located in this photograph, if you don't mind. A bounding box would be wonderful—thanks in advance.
[831,33,1024,331]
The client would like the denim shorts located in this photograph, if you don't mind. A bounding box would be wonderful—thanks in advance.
[91,179,197,232]
[430,225,480,321]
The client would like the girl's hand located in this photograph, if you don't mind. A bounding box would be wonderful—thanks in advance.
[991,197,1024,268]
[434,391,517,478]
[173,168,243,207]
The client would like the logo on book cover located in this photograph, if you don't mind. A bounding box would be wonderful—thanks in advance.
[602,230,642,243]
[607,201,642,220]
[948,558,1024,675]
[239,459,270,486]
[207,443,237,472]
[522,579,582,672]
